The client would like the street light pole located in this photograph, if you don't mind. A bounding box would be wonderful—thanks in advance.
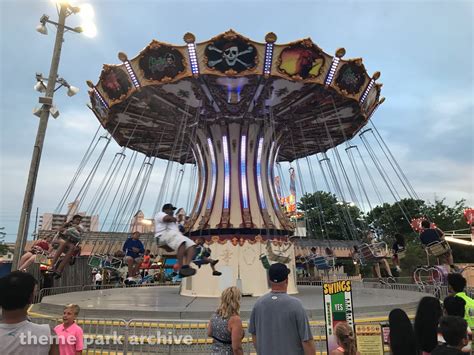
[12,4,68,270]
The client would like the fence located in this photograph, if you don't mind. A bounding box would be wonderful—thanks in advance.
[30,280,474,354]
[27,257,98,289]
[34,282,179,303]
[35,278,474,305]
[31,315,385,354]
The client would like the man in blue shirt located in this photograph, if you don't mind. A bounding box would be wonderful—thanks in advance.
[420,220,444,245]
[123,231,145,277]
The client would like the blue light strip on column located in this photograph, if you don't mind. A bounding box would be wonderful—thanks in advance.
[222,135,230,209]
[195,144,205,212]
[207,138,217,209]
[240,135,249,209]
[256,137,266,209]
[268,141,280,210]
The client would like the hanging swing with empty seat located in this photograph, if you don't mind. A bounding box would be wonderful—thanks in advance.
[307,254,335,271]
[357,241,389,266]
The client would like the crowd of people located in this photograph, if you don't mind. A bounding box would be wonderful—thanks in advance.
[1,263,473,354]
[0,271,84,355]
[17,201,456,288]
[15,202,224,284]
[6,204,472,354]
[295,220,457,285]
[206,268,473,355]
[205,265,473,355]
[387,272,473,355]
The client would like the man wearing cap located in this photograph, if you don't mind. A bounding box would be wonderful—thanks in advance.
[154,203,196,277]
[249,263,315,355]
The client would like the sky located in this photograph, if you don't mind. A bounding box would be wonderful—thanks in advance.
[0,0,473,242]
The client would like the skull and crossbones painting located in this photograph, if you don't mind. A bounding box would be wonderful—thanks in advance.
[205,39,257,73]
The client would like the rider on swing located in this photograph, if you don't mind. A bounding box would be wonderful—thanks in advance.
[48,214,84,279]
[154,203,196,278]
[193,237,222,276]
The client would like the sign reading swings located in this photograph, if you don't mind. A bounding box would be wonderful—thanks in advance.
[323,280,352,295]
[322,280,354,353]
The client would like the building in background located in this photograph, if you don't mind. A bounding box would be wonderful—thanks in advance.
[39,213,99,232]
[39,200,99,232]
[130,210,154,233]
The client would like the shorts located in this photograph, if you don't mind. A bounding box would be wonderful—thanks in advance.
[156,230,195,251]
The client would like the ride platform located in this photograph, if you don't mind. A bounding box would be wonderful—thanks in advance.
[32,284,425,321]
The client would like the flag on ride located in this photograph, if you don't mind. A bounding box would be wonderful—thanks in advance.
[274,176,282,200]
[289,167,296,196]
[287,194,296,212]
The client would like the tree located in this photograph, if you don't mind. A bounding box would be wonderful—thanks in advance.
[423,199,468,232]
[298,191,366,240]
[0,227,9,256]
[366,198,474,264]
[365,198,426,242]
[424,199,473,263]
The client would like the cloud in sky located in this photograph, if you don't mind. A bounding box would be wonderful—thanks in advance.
[1,0,473,242]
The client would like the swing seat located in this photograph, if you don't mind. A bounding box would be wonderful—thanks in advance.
[425,240,451,258]
[265,240,291,264]
[192,258,206,267]
[358,242,388,266]
[259,254,271,269]
[102,256,123,271]
[270,254,291,264]
[88,254,106,268]
[192,245,211,267]
[310,255,335,270]
[34,251,49,265]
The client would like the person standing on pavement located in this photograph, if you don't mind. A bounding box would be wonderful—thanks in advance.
[248,263,315,355]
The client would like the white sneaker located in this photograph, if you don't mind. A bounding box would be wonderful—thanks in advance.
[395,266,402,272]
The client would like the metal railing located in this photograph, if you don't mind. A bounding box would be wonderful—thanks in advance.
[35,277,474,305]
[30,316,384,354]
[31,282,474,354]
[34,282,179,303]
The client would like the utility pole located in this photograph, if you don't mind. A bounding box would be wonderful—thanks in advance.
[13,4,72,270]
[33,207,39,240]
[12,2,94,270]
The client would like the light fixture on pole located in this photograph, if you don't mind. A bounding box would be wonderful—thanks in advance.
[36,15,49,35]
[12,1,96,270]
[49,105,60,119]
[34,81,47,93]
[32,75,79,118]
[67,85,80,97]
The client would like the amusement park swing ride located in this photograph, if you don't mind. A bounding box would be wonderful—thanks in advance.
[36,30,473,296]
